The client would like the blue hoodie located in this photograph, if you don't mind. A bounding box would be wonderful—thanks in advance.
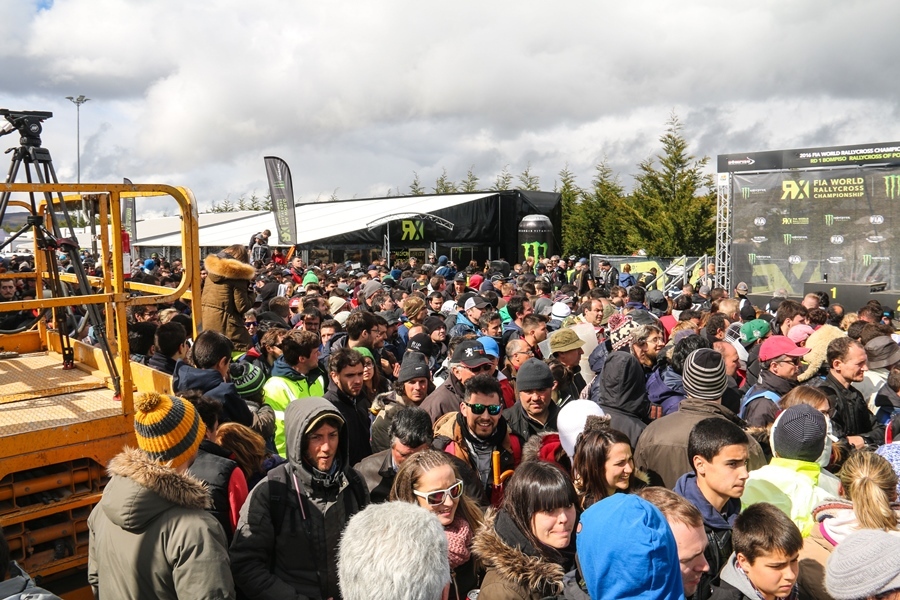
[172,360,253,427]
[578,494,685,600]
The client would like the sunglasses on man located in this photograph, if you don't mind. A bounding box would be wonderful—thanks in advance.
[464,402,503,416]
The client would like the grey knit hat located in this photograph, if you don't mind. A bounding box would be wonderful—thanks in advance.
[516,358,554,392]
[681,349,728,401]
[398,352,430,384]
[826,529,900,599]
[771,404,826,462]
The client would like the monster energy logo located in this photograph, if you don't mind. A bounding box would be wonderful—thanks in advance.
[522,241,548,259]
[748,253,757,265]
[741,187,751,199]
[886,175,900,199]
[783,234,792,245]
[863,254,873,267]
[825,214,834,226]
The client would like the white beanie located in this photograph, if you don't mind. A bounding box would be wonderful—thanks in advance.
[557,400,606,458]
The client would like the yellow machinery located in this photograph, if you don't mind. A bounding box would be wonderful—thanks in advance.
[0,183,201,594]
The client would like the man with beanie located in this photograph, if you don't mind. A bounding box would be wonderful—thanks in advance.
[369,352,434,453]
[231,397,369,600]
[88,392,235,599]
[740,335,809,427]
[635,349,766,488]
[503,358,560,441]
[263,330,327,457]
[575,494,684,600]
[826,529,900,600]
[741,404,839,536]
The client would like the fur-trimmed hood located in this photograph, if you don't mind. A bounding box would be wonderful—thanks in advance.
[102,447,211,532]
[472,509,567,595]
[204,252,256,281]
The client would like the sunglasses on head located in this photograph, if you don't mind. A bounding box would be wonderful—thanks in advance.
[464,402,502,416]
[413,480,463,506]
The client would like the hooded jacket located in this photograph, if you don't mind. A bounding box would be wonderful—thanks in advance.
[201,252,256,351]
[675,472,741,600]
[646,367,687,416]
[0,563,62,599]
[263,356,327,456]
[87,447,235,600]
[711,553,798,600]
[229,397,369,600]
[634,398,767,489]
[592,351,650,448]
[473,509,571,600]
[172,360,254,427]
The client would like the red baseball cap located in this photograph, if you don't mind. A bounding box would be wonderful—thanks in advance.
[759,335,811,362]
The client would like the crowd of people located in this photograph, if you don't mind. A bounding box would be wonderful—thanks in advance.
[7,235,900,600]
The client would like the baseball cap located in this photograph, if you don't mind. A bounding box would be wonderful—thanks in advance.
[735,281,749,292]
[739,319,770,346]
[454,272,467,282]
[464,296,490,311]
[451,339,491,367]
[759,335,810,362]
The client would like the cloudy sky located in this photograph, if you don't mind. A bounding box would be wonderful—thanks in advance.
[2,0,899,218]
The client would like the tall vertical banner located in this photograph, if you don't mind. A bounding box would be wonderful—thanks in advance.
[264,156,298,245]
[122,177,136,237]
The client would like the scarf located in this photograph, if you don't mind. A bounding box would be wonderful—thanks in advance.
[736,562,798,600]
[445,514,473,569]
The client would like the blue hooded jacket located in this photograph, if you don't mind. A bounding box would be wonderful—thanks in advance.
[172,360,254,427]
[578,494,685,600]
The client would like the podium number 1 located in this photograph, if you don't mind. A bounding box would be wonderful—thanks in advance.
[831,287,837,299]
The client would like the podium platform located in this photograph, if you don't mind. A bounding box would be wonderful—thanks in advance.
[804,281,893,312]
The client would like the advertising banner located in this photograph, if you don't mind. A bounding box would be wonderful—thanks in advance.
[121,177,136,237]
[731,167,900,294]
[264,156,298,246]
[719,141,900,173]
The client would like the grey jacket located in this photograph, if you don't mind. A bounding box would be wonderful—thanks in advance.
[87,447,235,600]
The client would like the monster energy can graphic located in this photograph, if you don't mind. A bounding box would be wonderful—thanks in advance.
[886,175,900,199]
[518,214,555,264]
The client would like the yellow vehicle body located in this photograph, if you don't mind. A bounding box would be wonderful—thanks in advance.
[0,183,200,591]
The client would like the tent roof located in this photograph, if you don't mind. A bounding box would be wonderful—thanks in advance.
[135,192,496,248]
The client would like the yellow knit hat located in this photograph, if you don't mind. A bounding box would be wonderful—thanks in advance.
[133,392,206,469]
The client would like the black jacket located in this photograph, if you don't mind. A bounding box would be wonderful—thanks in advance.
[592,351,650,448]
[189,440,239,542]
[817,372,882,445]
[324,386,373,466]
[503,401,560,442]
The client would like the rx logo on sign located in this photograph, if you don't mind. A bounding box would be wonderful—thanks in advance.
[401,220,424,241]
[781,180,810,200]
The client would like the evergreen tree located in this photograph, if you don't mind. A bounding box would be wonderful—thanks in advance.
[434,168,457,194]
[237,195,248,211]
[249,194,262,211]
[518,163,540,191]
[558,165,582,256]
[460,166,480,192]
[409,172,425,195]
[629,113,716,256]
[491,165,513,191]
[220,197,234,213]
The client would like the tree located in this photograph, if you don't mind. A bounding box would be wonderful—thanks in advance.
[237,196,248,211]
[490,165,513,191]
[517,163,540,191]
[409,172,425,195]
[460,166,480,192]
[560,161,632,258]
[629,113,716,256]
[558,165,582,256]
[434,168,457,194]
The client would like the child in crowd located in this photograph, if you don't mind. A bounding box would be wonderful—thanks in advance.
[711,502,802,600]
[674,418,750,600]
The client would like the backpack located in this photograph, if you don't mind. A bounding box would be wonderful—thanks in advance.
[738,385,781,419]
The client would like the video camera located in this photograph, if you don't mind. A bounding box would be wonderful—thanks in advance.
[0,109,52,147]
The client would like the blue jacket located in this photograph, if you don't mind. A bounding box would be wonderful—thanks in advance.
[172,360,253,427]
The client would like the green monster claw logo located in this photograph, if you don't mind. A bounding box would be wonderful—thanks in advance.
[885,175,900,199]
[522,241,549,259]
[863,254,873,267]
[783,234,792,245]
[825,214,834,226]
[748,253,757,265]
[741,187,751,199]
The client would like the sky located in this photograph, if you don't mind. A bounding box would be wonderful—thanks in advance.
[2,0,900,218]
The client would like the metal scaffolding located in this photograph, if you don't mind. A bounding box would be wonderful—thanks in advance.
[715,172,733,292]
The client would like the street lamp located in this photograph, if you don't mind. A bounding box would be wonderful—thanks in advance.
[65,94,91,252]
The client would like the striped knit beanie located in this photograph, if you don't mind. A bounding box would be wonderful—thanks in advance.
[133,392,206,469]
[681,348,728,401]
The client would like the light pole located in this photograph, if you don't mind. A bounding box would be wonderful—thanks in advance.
[66,95,91,251]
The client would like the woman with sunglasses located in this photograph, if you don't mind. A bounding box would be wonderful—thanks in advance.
[472,461,578,600]
[390,449,484,600]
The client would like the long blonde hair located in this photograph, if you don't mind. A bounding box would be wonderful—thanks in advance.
[839,451,899,531]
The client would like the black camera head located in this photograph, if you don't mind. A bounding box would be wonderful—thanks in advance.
[0,109,53,147]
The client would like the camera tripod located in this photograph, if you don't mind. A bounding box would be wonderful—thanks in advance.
[0,109,121,397]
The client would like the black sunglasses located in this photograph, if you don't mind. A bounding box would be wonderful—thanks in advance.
[464,402,502,416]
